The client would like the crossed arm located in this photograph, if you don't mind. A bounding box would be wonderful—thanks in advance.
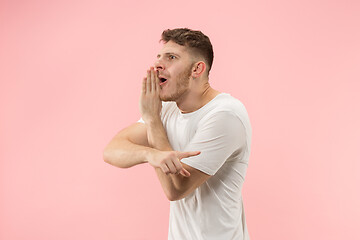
[103,68,210,201]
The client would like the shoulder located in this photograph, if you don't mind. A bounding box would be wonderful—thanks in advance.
[204,94,250,122]
[213,93,247,112]
[202,93,252,139]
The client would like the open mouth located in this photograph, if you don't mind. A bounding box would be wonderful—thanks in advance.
[157,71,168,86]
[159,77,168,85]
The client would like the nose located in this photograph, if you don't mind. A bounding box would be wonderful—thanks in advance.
[154,58,164,71]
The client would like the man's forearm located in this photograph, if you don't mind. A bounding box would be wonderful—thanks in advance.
[103,138,155,168]
[145,118,172,151]
[145,118,188,200]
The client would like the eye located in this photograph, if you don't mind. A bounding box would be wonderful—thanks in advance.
[169,55,176,60]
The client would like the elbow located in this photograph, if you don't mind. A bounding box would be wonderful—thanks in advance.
[166,193,178,202]
[164,189,186,201]
[168,196,181,202]
[103,148,114,165]
[167,194,185,202]
[103,148,126,168]
[103,148,111,164]
[161,178,190,201]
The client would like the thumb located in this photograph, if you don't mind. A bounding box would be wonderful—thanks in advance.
[178,151,201,160]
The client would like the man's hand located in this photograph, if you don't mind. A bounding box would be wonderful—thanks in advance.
[139,67,162,123]
[147,150,201,177]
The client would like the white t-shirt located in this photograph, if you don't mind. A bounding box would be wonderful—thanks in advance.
[141,93,251,240]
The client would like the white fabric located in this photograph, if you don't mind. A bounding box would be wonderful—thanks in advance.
[140,93,251,240]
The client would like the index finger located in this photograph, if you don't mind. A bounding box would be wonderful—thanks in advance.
[178,151,201,160]
[155,69,160,93]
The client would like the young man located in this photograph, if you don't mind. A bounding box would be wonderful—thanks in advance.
[103,28,252,239]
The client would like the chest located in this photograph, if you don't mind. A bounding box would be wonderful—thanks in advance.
[163,114,200,152]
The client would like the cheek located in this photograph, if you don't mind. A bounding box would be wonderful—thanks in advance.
[168,64,182,76]
[171,70,183,80]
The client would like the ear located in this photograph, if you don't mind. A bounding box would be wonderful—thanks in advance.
[191,61,206,78]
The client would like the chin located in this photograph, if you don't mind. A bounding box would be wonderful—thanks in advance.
[160,92,178,102]
[160,96,174,102]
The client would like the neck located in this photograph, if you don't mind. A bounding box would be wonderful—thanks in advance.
[176,81,221,113]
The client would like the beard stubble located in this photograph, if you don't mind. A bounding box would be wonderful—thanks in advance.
[160,63,193,102]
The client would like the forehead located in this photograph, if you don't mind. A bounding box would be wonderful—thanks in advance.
[157,41,189,57]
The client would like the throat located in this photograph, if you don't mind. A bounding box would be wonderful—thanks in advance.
[177,87,221,113]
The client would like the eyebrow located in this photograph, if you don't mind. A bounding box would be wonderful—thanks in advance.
[157,52,181,59]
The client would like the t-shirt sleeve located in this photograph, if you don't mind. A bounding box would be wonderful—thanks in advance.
[137,118,145,124]
[181,111,246,176]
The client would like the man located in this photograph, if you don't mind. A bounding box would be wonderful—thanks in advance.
[103,28,252,239]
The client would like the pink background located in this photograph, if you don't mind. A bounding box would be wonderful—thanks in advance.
[1,0,359,239]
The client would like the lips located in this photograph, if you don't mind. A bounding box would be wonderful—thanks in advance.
[158,74,168,86]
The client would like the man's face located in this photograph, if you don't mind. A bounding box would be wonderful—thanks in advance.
[154,41,194,102]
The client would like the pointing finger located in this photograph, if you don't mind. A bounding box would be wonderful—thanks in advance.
[178,151,201,160]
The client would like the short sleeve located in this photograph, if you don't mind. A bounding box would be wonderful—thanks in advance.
[181,111,246,175]
[137,118,145,124]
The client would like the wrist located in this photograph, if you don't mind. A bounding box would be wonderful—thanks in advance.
[143,147,159,165]
[144,115,162,127]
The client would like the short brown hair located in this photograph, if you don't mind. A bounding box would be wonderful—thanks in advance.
[161,28,214,76]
